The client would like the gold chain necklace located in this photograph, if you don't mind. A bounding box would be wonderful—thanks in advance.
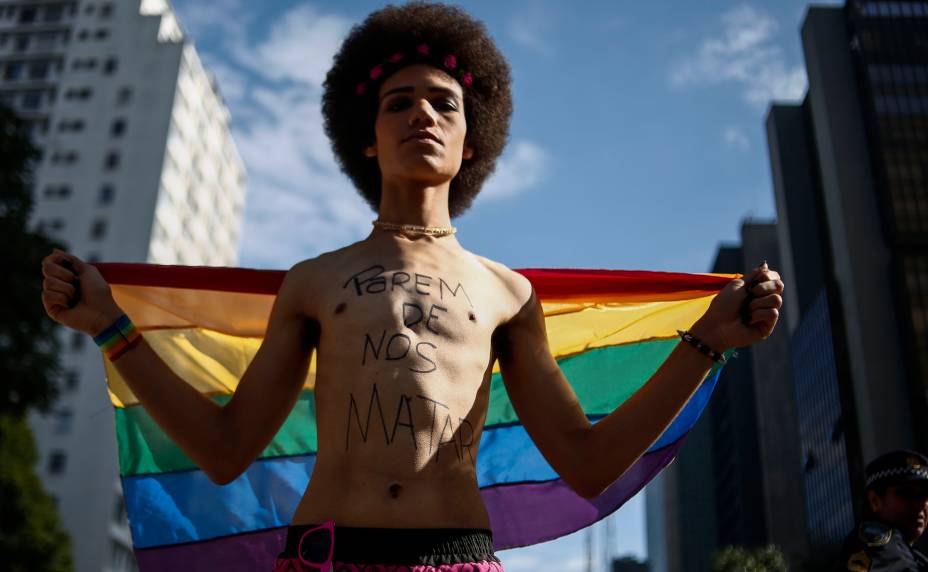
[372,220,457,237]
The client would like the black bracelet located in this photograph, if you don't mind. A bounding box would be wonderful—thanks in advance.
[677,330,728,364]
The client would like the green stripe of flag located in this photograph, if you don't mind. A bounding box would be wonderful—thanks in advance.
[114,339,679,476]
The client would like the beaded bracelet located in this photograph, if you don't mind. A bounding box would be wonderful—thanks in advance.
[93,314,142,361]
[676,330,727,364]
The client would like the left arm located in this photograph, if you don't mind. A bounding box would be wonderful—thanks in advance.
[494,264,783,498]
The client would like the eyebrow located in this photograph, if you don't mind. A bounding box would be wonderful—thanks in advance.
[379,86,462,101]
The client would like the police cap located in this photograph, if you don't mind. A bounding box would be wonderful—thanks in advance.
[865,449,928,491]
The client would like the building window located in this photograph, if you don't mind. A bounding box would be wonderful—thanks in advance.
[54,408,73,434]
[28,61,50,80]
[116,86,132,106]
[43,185,72,198]
[77,29,89,41]
[90,219,107,240]
[99,184,115,205]
[43,4,64,22]
[64,87,92,100]
[94,29,109,40]
[57,119,85,132]
[63,369,79,390]
[110,118,126,137]
[70,331,84,351]
[21,91,42,110]
[103,57,117,75]
[100,3,114,19]
[84,4,96,15]
[3,62,24,80]
[18,7,37,24]
[47,450,66,475]
[71,58,98,70]
[34,31,59,51]
[14,35,29,52]
[26,119,48,137]
[104,151,120,170]
[51,151,78,164]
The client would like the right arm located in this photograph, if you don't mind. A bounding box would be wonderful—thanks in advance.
[41,250,317,484]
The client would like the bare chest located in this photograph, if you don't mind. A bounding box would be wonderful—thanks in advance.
[312,257,504,382]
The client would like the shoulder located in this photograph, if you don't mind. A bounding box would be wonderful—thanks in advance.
[857,521,894,548]
[285,241,370,287]
[278,245,362,318]
[468,253,534,318]
[838,522,915,571]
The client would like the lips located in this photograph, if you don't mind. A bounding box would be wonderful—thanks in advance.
[403,130,442,145]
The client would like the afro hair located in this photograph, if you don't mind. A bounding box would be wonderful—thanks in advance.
[322,2,513,218]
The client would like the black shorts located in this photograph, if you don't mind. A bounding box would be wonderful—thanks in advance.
[273,521,503,571]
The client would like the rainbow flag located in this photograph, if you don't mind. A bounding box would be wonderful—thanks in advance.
[96,263,735,570]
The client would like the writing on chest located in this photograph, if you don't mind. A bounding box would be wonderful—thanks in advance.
[337,265,479,374]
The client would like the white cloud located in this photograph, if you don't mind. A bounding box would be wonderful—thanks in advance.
[723,125,750,150]
[479,141,550,202]
[669,4,807,106]
[508,8,554,54]
[173,0,248,45]
[233,5,351,88]
[229,82,372,267]
[200,55,247,104]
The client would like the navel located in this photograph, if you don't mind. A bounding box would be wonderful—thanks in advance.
[468,311,477,323]
[334,302,347,315]
[388,482,403,499]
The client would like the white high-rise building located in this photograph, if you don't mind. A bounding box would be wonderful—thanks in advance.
[0,1,246,570]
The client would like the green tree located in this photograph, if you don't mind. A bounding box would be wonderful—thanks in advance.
[711,545,789,572]
[0,104,72,571]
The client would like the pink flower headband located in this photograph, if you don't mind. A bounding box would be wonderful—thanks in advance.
[356,43,474,96]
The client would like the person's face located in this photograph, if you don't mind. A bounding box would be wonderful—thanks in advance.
[868,482,928,544]
[365,64,473,190]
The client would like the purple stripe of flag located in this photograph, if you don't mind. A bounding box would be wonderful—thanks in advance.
[485,440,683,550]
[132,441,683,570]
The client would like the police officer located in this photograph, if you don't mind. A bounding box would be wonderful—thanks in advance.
[836,450,928,571]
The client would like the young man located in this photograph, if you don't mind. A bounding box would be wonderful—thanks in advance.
[836,450,928,571]
[40,4,783,570]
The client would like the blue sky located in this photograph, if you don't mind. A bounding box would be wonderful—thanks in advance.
[170,0,836,568]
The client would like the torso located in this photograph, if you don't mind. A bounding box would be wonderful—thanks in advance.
[836,522,928,571]
[288,233,531,528]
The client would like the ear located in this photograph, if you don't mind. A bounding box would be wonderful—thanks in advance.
[462,143,474,161]
[364,144,377,158]
[867,490,882,514]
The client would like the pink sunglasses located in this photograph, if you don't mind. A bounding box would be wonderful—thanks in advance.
[273,520,335,572]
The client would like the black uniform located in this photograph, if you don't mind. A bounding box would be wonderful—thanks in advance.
[835,521,928,571]
[835,450,928,571]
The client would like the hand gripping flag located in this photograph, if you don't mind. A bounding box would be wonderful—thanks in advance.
[95,263,737,570]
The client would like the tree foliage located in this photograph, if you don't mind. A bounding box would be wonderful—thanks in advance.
[711,545,789,572]
[0,105,72,570]
[0,416,72,572]
[1,105,63,416]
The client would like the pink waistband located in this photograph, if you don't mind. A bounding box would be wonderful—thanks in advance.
[274,559,504,571]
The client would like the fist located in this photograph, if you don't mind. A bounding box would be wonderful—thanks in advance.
[41,249,122,336]
[691,262,784,351]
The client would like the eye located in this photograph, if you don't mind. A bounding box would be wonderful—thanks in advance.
[433,98,458,112]
[384,96,411,112]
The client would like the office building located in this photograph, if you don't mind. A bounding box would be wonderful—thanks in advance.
[0,1,246,570]
[646,223,807,571]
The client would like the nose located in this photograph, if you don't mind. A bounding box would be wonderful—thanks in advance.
[408,98,438,127]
